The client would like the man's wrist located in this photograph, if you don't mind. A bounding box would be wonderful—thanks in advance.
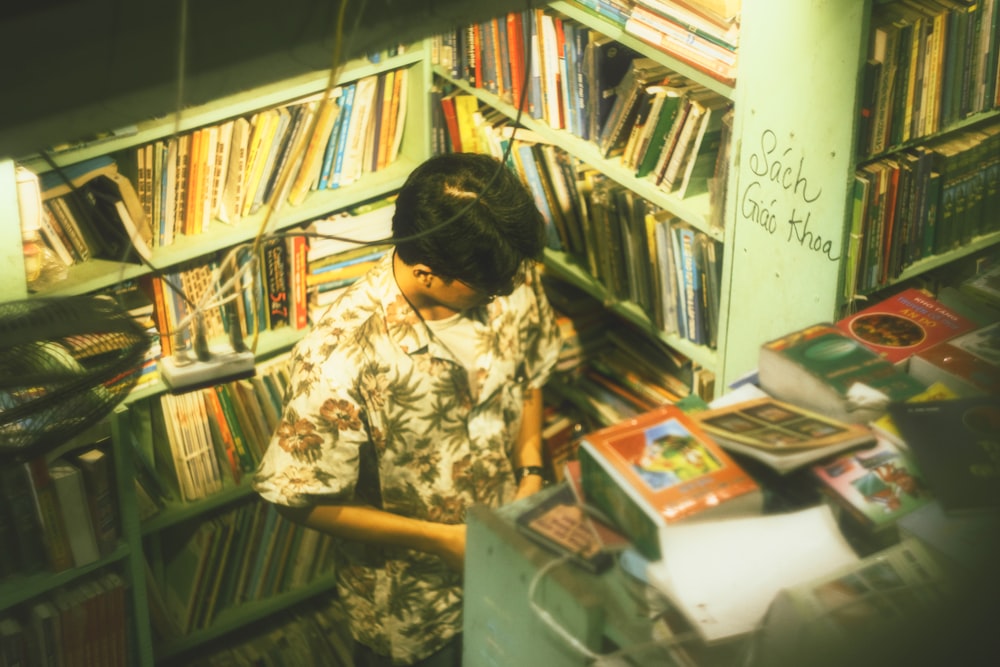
[514,465,546,485]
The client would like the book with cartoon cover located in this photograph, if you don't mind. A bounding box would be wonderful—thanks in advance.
[577,404,762,559]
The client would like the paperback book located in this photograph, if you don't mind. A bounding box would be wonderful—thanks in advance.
[577,404,762,560]
[812,437,933,536]
[908,322,1000,397]
[696,396,878,474]
[513,483,616,573]
[836,287,978,368]
[758,323,927,424]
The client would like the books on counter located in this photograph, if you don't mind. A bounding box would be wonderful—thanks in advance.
[577,404,763,560]
[888,395,1000,516]
[836,287,979,368]
[812,437,933,537]
[512,483,618,573]
[758,323,927,424]
[697,396,878,475]
[908,321,1000,397]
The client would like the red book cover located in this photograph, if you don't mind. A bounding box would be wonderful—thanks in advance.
[439,94,462,152]
[578,404,762,559]
[836,287,979,365]
[286,233,309,330]
[506,12,525,111]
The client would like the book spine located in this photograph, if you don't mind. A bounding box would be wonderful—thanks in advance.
[262,237,291,330]
[27,458,75,573]
[0,464,49,574]
[49,461,101,568]
[288,233,309,330]
[73,448,120,558]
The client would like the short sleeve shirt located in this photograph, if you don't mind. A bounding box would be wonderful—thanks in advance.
[253,251,561,664]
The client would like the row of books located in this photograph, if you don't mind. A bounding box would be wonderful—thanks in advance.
[0,445,118,580]
[860,0,1000,158]
[0,569,129,667]
[147,499,336,639]
[846,118,1000,297]
[622,0,740,85]
[448,112,724,348]
[130,66,410,248]
[35,157,154,268]
[146,188,405,361]
[91,283,163,391]
[145,231,308,358]
[184,597,353,667]
[431,9,732,199]
[304,194,397,312]
[144,355,289,505]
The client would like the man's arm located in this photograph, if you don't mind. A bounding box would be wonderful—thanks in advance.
[276,502,467,571]
[512,386,546,499]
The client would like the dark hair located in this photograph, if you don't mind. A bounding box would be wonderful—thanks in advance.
[392,153,546,295]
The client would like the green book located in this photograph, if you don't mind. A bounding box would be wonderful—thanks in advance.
[635,85,688,179]
[758,323,927,425]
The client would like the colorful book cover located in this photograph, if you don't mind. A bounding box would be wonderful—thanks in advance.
[812,438,932,533]
[836,287,979,366]
[578,404,762,559]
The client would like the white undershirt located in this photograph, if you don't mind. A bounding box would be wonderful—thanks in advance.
[424,312,479,374]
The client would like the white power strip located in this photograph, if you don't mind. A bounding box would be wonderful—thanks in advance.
[160,348,256,393]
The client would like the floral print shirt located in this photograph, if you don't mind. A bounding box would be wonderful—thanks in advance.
[253,251,561,665]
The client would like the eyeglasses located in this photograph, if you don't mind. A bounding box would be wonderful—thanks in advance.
[453,263,527,301]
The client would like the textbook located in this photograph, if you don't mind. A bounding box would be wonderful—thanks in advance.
[812,436,933,536]
[758,323,927,424]
[836,287,978,368]
[577,404,762,560]
[696,396,878,474]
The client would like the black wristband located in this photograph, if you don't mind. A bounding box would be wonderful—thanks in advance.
[514,465,545,484]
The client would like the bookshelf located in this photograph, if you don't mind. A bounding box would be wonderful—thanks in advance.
[434,0,999,395]
[0,41,433,666]
[0,1,997,665]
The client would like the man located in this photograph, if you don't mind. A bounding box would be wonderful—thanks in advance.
[253,153,562,666]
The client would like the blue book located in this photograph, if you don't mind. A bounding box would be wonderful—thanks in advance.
[573,25,591,141]
[329,82,357,189]
[310,247,388,275]
[515,143,561,250]
[675,225,704,345]
[243,504,279,602]
[318,84,354,190]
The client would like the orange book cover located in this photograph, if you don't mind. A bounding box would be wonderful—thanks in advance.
[578,404,762,559]
[184,128,204,236]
